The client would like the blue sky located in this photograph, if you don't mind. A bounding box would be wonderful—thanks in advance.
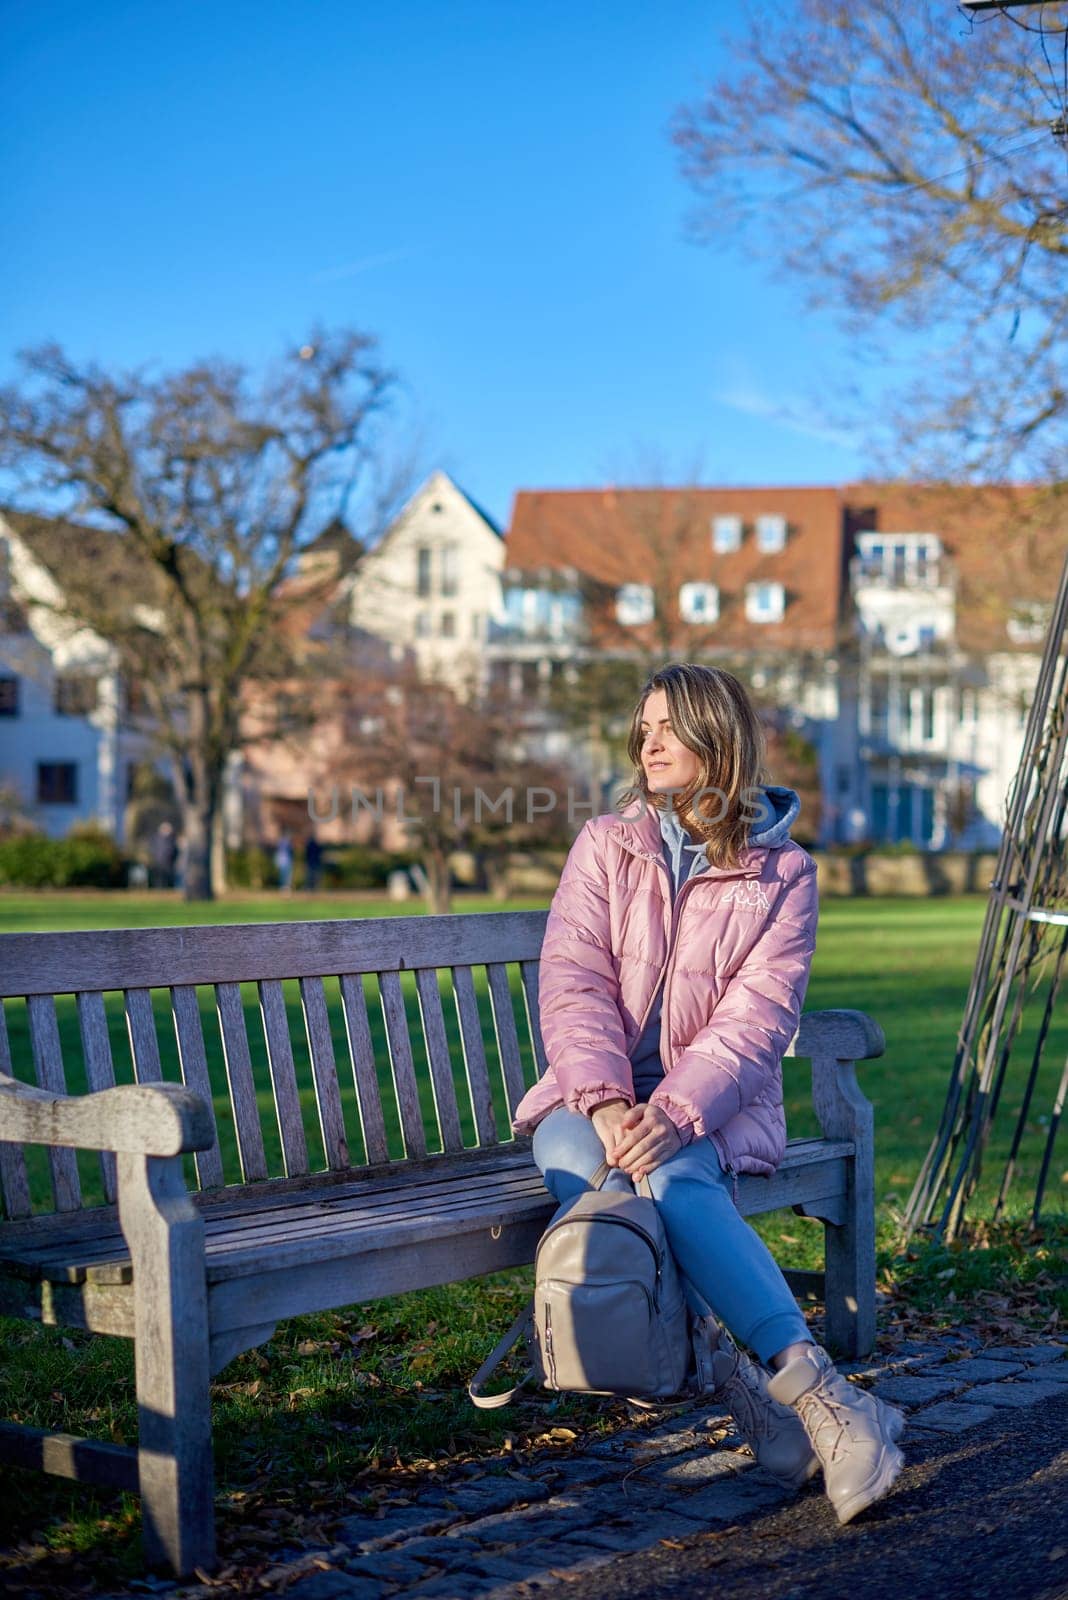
[1,0,877,528]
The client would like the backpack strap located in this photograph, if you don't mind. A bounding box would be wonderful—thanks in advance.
[589,1159,652,1199]
[468,1303,536,1409]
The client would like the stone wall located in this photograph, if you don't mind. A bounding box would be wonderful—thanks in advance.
[498,848,1000,898]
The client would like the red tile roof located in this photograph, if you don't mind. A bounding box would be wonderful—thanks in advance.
[505,486,847,652]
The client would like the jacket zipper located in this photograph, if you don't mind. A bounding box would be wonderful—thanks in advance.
[614,833,752,1197]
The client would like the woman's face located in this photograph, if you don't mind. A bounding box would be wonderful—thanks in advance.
[639,688,701,794]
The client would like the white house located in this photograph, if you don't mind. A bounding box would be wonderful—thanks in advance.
[344,471,506,696]
[0,513,136,839]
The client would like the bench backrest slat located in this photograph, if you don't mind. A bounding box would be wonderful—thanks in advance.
[125,988,163,1083]
[258,980,310,1179]
[215,982,269,1183]
[300,976,350,1170]
[414,968,465,1155]
[378,970,428,1160]
[452,964,498,1146]
[76,991,118,1203]
[171,985,225,1190]
[0,1001,33,1220]
[0,913,549,995]
[485,963,526,1119]
[27,995,81,1211]
[519,961,547,1077]
[338,973,390,1165]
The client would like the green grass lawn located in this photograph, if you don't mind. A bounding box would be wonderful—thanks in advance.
[0,890,1063,1578]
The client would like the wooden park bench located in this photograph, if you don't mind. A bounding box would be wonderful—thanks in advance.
[0,909,884,1575]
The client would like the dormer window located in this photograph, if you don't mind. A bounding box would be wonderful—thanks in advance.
[755,514,787,553]
[711,515,742,554]
[679,582,719,623]
[745,581,785,623]
[616,583,655,626]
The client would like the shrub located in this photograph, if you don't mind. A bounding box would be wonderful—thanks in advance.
[0,826,127,888]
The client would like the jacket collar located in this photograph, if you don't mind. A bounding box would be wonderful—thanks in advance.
[606,797,768,879]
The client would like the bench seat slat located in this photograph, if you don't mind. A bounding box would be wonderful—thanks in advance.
[378,971,426,1159]
[76,992,118,1204]
[338,974,389,1166]
[0,1002,32,1220]
[1,1143,854,1280]
[170,987,225,1190]
[258,981,309,1179]
[414,969,464,1154]
[27,995,81,1212]
[486,964,526,1118]
[452,966,497,1146]
[300,978,349,1170]
[215,983,268,1183]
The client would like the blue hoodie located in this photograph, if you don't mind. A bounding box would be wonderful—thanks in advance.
[628,784,803,1097]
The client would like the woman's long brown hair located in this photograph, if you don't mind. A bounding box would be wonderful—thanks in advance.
[616,662,769,869]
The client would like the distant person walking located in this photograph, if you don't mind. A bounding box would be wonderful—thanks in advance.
[149,821,178,889]
[304,832,323,891]
[274,831,294,893]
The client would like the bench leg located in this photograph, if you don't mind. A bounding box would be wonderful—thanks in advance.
[809,1050,877,1360]
[117,1152,215,1576]
[823,1167,876,1359]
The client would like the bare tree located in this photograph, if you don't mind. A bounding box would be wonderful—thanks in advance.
[673,0,1068,477]
[325,657,574,914]
[0,331,399,899]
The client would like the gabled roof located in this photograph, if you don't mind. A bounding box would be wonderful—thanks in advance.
[505,485,846,651]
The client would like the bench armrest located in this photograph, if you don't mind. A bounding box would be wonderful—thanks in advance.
[0,1073,215,1157]
[794,1008,885,1062]
[793,1007,883,1148]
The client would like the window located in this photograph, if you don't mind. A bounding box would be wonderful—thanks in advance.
[615,584,655,626]
[711,515,742,554]
[755,514,787,553]
[54,674,98,717]
[37,762,77,805]
[416,545,432,599]
[678,582,719,624]
[870,680,889,740]
[439,611,456,638]
[414,611,431,638]
[0,675,18,716]
[470,611,481,641]
[744,581,785,623]
[958,687,977,726]
[917,624,936,651]
[921,687,935,741]
[440,543,459,598]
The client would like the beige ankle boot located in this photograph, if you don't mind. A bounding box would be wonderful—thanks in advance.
[767,1345,905,1524]
[699,1323,819,1490]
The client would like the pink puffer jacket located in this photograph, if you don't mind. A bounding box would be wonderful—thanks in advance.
[512,797,819,1178]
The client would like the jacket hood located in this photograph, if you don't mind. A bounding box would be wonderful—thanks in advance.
[613,784,803,856]
[747,784,802,848]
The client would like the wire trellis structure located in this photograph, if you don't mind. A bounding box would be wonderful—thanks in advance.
[904,550,1068,1241]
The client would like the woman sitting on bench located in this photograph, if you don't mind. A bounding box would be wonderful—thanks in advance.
[513,661,904,1526]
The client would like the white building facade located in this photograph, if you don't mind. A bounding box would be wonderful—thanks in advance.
[0,517,135,839]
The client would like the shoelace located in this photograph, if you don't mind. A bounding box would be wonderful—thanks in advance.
[796,1383,858,1465]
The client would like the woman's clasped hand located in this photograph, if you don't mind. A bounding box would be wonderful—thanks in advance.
[590,1098,681,1179]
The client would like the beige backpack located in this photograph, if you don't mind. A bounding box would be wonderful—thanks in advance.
[469,1160,712,1408]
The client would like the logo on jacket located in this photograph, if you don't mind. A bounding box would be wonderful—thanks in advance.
[719,880,771,913]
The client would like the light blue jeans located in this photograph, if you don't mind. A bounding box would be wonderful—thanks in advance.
[531,1106,812,1366]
